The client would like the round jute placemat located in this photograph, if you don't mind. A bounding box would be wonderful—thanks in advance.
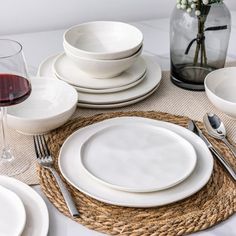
[38,111,236,236]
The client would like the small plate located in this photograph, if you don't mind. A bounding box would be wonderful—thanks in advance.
[59,117,213,208]
[77,83,160,108]
[80,123,197,192]
[0,176,49,236]
[53,53,147,89]
[65,71,146,94]
[76,55,161,104]
[0,185,26,236]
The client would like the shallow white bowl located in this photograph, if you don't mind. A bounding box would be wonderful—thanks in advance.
[65,45,142,79]
[205,67,236,118]
[63,21,143,60]
[7,77,78,135]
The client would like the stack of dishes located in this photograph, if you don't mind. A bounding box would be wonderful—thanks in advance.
[38,21,162,108]
[0,176,49,236]
[58,116,214,207]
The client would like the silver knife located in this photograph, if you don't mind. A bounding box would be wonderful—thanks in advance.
[188,120,236,181]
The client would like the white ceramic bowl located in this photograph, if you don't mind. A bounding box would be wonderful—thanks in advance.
[7,77,78,135]
[63,21,143,60]
[205,67,236,118]
[65,45,142,79]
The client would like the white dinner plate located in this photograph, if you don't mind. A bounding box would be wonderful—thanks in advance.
[80,123,197,192]
[77,83,160,108]
[0,185,26,236]
[63,71,146,94]
[0,176,49,236]
[42,52,146,89]
[37,53,162,104]
[59,117,214,207]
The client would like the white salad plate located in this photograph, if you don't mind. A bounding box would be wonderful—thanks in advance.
[63,71,146,94]
[38,53,146,93]
[80,123,197,192]
[0,176,49,236]
[59,117,214,207]
[0,185,26,236]
[53,52,146,89]
[77,83,159,108]
[77,55,161,104]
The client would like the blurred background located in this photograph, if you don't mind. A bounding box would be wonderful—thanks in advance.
[0,0,236,35]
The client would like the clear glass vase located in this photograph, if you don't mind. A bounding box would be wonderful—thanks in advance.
[170,3,231,91]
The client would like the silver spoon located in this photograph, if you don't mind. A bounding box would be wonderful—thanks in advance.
[203,113,236,158]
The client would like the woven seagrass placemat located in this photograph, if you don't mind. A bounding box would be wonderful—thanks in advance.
[38,111,236,236]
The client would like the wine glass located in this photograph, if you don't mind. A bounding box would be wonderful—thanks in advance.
[0,39,31,176]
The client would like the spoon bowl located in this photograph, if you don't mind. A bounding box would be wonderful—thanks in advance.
[203,113,236,158]
[203,113,226,140]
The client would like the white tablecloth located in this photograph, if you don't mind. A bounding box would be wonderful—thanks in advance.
[3,12,236,236]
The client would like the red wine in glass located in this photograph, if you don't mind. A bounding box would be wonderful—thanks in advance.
[0,74,31,106]
[0,39,31,176]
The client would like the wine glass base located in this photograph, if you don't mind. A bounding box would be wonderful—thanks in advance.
[0,157,31,177]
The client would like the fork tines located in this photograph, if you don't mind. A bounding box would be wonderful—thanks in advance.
[33,135,51,159]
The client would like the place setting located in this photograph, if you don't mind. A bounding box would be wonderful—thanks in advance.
[38,110,236,235]
[1,0,236,234]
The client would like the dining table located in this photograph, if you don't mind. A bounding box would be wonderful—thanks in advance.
[2,11,236,236]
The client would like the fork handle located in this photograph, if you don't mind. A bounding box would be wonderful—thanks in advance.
[49,168,80,217]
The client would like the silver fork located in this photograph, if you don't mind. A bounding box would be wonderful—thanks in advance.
[33,135,80,217]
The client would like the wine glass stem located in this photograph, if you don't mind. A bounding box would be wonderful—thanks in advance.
[1,107,13,161]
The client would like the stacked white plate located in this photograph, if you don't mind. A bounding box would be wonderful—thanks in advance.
[37,53,162,108]
[58,116,214,207]
[0,176,49,236]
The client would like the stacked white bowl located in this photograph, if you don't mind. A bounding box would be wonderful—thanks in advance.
[37,21,162,109]
[63,21,143,79]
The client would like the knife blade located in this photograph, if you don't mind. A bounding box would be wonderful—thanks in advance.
[188,120,236,181]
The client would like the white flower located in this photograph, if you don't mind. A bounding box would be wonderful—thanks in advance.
[187,8,192,13]
[202,0,209,4]
[195,10,201,16]
[177,3,181,9]
[176,0,224,14]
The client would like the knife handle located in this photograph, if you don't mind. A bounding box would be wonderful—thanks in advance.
[210,147,236,181]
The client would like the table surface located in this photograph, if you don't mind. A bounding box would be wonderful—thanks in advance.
[3,12,236,236]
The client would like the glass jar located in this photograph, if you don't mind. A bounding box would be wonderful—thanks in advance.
[170,3,231,91]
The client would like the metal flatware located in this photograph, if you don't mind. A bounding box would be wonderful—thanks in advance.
[33,135,80,217]
[203,113,236,158]
[188,120,236,181]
